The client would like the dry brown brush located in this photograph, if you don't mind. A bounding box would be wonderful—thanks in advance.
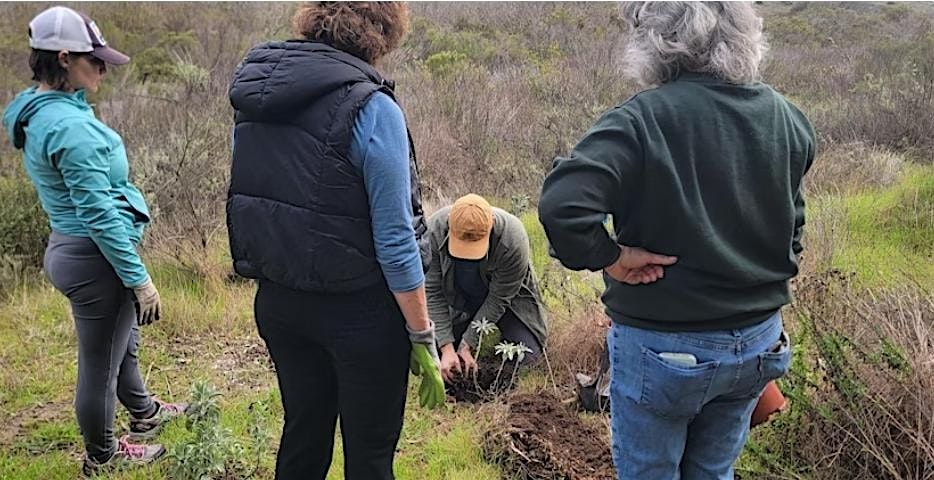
[743,271,934,480]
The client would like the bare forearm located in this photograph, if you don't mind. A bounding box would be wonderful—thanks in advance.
[394,285,431,332]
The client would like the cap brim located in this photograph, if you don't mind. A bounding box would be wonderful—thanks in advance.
[448,235,490,260]
[92,46,130,65]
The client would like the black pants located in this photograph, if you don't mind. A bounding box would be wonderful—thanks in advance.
[255,280,410,480]
[44,232,156,461]
[452,309,543,365]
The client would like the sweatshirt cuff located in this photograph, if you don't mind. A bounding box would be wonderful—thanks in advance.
[593,240,621,271]
[436,330,456,349]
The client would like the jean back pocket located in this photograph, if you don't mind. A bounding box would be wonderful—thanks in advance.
[737,330,792,399]
[758,330,791,383]
[639,347,720,419]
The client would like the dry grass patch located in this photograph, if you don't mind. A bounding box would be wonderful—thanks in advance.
[806,142,906,196]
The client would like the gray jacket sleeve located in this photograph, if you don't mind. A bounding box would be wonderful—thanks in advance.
[425,224,455,347]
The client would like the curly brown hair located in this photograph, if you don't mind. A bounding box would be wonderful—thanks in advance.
[292,2,409,64]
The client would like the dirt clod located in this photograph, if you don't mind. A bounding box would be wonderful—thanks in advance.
[484,393,615,479]
[445,358,517,403]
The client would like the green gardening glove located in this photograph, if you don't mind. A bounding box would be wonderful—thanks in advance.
[407,323,445,409]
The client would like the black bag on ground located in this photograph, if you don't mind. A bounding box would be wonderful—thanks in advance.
[576,337,610,413]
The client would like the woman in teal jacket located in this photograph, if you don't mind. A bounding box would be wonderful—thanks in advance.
[2,7,186,476]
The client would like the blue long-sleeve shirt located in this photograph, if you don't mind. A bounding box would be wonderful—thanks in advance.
[348,92,424,292]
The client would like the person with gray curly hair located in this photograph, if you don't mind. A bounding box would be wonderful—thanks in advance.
[621,1,768,86]
[539,2,815,479]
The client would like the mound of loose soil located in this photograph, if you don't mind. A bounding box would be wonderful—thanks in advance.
[446,357,518,403]
[484,393,615,479]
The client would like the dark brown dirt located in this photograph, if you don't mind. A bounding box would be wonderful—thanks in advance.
[484,393,615,479]
[446,357,517,403]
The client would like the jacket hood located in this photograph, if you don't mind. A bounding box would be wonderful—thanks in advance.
[3,87,91,149]
[229,41,390,120]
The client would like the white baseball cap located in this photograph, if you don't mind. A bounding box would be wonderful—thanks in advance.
[28,6,130,65]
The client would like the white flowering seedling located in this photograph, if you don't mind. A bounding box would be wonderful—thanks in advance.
[470,317,498,356]
[469,317,499,391]
[493,341,533,392]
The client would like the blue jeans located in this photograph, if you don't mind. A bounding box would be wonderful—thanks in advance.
[607,311,790,480]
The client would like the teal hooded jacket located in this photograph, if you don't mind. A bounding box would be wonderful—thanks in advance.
[3,87,151,288]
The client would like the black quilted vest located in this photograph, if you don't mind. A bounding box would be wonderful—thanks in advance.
[227,41,427,293]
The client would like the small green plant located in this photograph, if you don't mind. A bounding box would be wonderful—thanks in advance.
[470,317,498,358]
[508,343,533,389]
[168,381,242,480]
[492,341,532,392]
[878,337,910,374]
[0,168,50,297]
[509,194,530,216]
[424,50,470,78]
[245,400,271,477]
[470,318,498,391]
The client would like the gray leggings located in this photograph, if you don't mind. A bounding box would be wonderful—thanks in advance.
[44,232,156,461]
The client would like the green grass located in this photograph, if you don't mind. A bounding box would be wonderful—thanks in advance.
[2,167,930,479]
[823,165,934,286]
[0,259,502,480]
[0,286,74,412]
[1,362,500,480]
[737,165,934,478]
[0,201,573,480]
[519,209,603,317]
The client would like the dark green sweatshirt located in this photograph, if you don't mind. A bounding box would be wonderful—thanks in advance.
[539,72,815,332]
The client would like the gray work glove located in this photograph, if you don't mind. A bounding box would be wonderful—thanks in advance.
[132,278,161,326]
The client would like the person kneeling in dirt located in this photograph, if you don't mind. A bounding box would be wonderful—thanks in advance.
[426,194,548,382]
[539,2,814,479]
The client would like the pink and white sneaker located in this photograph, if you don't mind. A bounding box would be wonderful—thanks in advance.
[128,398,190,440]
[81,435,165,477]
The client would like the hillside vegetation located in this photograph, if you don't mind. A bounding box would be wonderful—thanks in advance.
[0,3,931,479]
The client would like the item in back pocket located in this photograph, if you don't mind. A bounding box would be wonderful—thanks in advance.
[658,352,698,367]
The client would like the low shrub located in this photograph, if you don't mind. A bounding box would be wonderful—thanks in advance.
[0,166,49,297]
[740,272,934,480]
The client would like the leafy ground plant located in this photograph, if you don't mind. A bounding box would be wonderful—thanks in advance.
[493,341,532,393]
[245,400,270,478]
[469,318,498,392]
[168,381,242,480]
[471,317,498,357]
